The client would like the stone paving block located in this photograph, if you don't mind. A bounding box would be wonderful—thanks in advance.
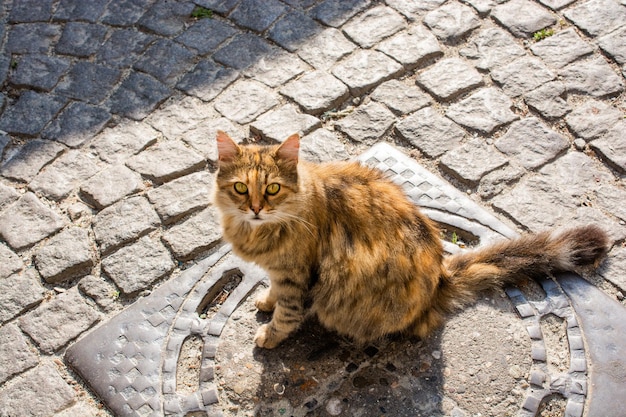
[8,0,54,22]
[416,57,483,100]
[376,25,443,70]
[297,28,356,71]
[599,246,626,292]
[310,0,371,27]
[0,244,22,279]
[300,129,350,163]
[78,275,119,312]
[175,17,237,55]
[177,59,240,102]
[0,91,67,137]
[56,22,107,57]
[80,164,144,209]
[214,34,279,71]
[370,79,432,115]
[386,0,448,19]
[56,61,122,104]
[269,11,324,53]
[28,150,103,201]
[250,104,321,142]
[0,192,67,250]
[563,0,626,37]
[101,235,175,294]
[20,287,100,353]
[137,0,195,36]
[495,117,569,169]
[0,323,38,385]
[182,117,246,163]
[42,102,112,148]
[246,51,310,88]
[162,207,222,260]
[0,364,76,416]
[54,0,109,21]
[146,95,220,140]
[214,79,280,124]
[230,0,287,32]
[96,28,154,69]
[88,121,159,164]
[559,56,624,98]
[334,101,395,142]
[523,81,570,119]
[342,5,406,48]
[6,23,61,54]
[440,138,509,185]
[107,72,172,120]
[598,27,626,65]
[590,121,626,174]
[530,28,594,68]
[565,99,622,141]
[477,162,526,199]
[332,49,404,96]
[491,0,557,38]
[147,171,214,224]
[0,139,65,183]
[0,269,45,324]
[537,0,576,9]
[126,140,205,184]
[461,0,496,16]
[446,87,519,134]
[396,107,465,158]
[34,227,94,283]
[134,39,195,84]
[280,71,349,115]
[423,2,480,42]
[491,57,555,97]
[101,0,157,26]
[8,54,70,91]
[595,184,626,224]
[92,196,160,253]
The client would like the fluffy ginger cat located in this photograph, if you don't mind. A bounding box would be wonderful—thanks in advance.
[213,131,608,349]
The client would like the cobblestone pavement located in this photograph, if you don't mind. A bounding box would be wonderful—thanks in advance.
[0,0,625,416]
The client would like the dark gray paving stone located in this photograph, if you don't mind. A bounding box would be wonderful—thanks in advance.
[416,57,483,100]
[193,0,239,14]
[376,25,443,70]
[137,0,195,36]
[177,59,240,101]
[300,129,350,163]
[101,0,156,26]
[332,49,404,96]
[565,99,623,141]
[446,87,519,134]
[598,26,626,65]
[0,324,38,385]
[370,79,431,115]
[423,2,480,42]
[28,150,103,201]
[523,81,570,119]
[342,5,406,48]
[440,138,509,185]
[280,70,349,115]
[0,192,67,250]
[126,140,205,183]
[8,54,70,91]
[42,102,111,148]
[310,0,371,27]
[491,56,555,97]
[162,207,222,260]
[530,28,594,68]
[491,0,557,38]
[214,79,279,123]
[6,23,62,54]
[563,0,626,37]
[54,0,109,21]
[495,117,569,169]
[102,235,175,294]
[147,171,214,224]
[92,196,160,253]
[80,164,144,209]
[96,28,154,69]
[134,39,195,84]
[88,121,159,164]
[56,61,122,104]
[0,91,66,136]
[334,101,395,143]
[0,269,45,324]
[0,364,76,416]
[396,107,465,158]
[250,104,321,142]
[590,121,626,174]
[230,0,287,32]
[8,0,54,22]
[175,18,237,55]
[107,72,172,120]
[297,28,356,71]
[559,56,624,98]
[0,56,10,86]
[386,0,447,20]
[55,22,107,57]
[34,227,94,283]
[598,246,626,292]
[0,243,22,280]
[245,51,309,88]
[213,33,278,70]
[268,11,324,53]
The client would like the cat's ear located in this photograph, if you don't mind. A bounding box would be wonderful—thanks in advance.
[216,130,240,163]
[276,133,300,164]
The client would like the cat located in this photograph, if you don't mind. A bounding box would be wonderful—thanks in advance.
[213,131,609,349]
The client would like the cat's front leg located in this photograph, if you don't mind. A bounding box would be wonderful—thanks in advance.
[255,286,276,312]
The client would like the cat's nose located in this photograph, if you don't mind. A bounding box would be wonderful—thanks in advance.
[251,204,262,215]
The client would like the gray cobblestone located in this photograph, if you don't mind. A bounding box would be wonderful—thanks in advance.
[162,207,222,260]
[460,28,526,71]
[193,0,239,15]
[0,243,22,280]
[530,28,594,68]
[446,87,519,134]
[563,0,626,37]
[57,61,122,104]
[269,11,324,53]
[42,102,112,148]
[491,0,556,38]
[0,91,66,136]
[147,171,214,224]
[565,99,623,141]
[1,139,65,183]
[0,269,45,324]
[56,22,107,58]
[491,57,555,97]
[213,33,278,70]
[396,107,465,158]
[523,81,570,119]
[177,59,240,102]
[101,0,155,26]
[343,5,406,48]
[54,0,109,22]
[440,138,509,185]
[423,2,480,42]
[96,29,154,69]
[134,39,195,85]
[370,79,431,115]
[80,165,144,209]
[598,27,626,65]
[78,275,119,312]
[107,72,172,120]
[300,129,350,163]
[214,79,280,124]
[310,0,371,27]
[386,0,447,20]
[559,56,624,98]
[88,121,159,164]
[175,18,237,55]
[332,50,404,96]
[146,96,219,140]
[137,0,195,36]
[590,121,626,174]
[376,25,443,70]
[182,117,245,163]
[599,246,626,292]
[34,227,94,283]
[9,54,70,91]
[417,57,483,100]
[0,324,38,385]
[462,0,496,16]
[6,23,61,54]
[230,0,287,32]
[246,51,309,88]
[126,140,205,184]
[335,101,395,143]
[280,70,349,115]
[250,104,321,142]
[537,0,576,9]
[478,163,526,199]
[297,28,356,71]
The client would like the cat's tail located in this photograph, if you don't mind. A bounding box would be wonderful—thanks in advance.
[437,225,609,313]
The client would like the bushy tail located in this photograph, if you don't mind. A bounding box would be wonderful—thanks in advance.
[438,225,609,313]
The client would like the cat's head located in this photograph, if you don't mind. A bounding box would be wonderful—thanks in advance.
[214,131,301,227]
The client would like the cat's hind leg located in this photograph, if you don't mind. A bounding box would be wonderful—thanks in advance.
[255,286,276,312]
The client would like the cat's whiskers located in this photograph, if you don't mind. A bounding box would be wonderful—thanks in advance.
[273,211,317,239]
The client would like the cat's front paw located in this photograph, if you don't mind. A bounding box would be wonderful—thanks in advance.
[255,288,275,312]
[254,324,284,349]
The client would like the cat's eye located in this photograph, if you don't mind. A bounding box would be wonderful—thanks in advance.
[233,182,248,194]
[266,183,281,196]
